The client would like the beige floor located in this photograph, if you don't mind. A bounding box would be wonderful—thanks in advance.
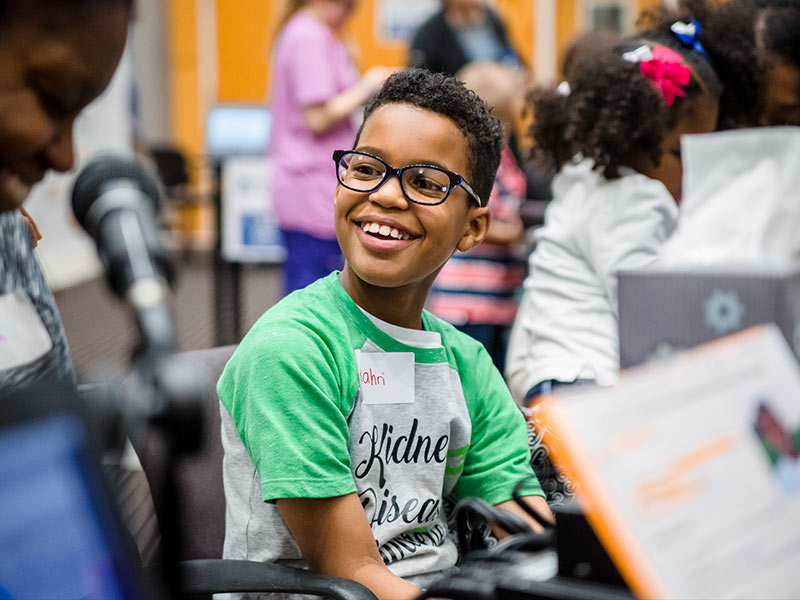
[54,251,282,381]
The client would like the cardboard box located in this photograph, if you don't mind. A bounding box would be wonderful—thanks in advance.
[618,264,800,369]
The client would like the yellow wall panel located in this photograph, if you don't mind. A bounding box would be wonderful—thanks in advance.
[168,0,201,154]
[215,0,273,102]
[495,0,535,68]
[556,0,579,76]
[345,1,408,71]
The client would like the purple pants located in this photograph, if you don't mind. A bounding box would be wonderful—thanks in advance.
[281,229,343,296]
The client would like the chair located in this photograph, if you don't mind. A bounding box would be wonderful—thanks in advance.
[131,345,377,599]
[148,145,211,254]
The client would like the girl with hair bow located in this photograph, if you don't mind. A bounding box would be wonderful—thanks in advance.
[508,2,761,501]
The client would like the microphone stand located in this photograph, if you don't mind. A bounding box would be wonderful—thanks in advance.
[126,346,204,599]
[114,282,205,599]
[72,155,205,598]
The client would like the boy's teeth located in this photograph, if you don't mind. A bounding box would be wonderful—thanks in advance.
[361,221,411,240]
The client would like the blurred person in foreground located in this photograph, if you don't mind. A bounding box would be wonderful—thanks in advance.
[269,0,395,295]
[409,0,519,75]
[0,0,132,393]
[427,61,527,372]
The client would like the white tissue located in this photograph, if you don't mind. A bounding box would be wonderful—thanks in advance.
[660,127,800,267]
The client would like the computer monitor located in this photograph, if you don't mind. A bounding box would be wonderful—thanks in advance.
[0,381,145,600]
[205,104,271,159]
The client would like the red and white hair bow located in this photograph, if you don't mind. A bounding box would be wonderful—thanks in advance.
[623,44,691,107]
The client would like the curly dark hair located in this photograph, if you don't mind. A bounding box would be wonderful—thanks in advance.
[355,68,504,205]
[752,0,800,66]
[662,0,763,128]
[529,0,761,178]
[530,47,672,179]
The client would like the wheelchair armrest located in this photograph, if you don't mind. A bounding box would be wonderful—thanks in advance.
[177,558,378,599]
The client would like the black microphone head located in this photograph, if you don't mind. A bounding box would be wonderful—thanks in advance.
[70,153,175,297]
[71,155,161,231]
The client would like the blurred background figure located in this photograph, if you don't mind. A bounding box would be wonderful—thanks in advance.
[504,28,621,404]
[517,0,759,401]
[409,0,519,75]
[427,61,527,372]
[726,0,800,126]
[269,0,394,295]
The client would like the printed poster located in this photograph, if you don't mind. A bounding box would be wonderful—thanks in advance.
[220,156,284,264]
[539,325,800,599]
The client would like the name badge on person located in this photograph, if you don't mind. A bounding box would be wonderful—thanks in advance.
[355,349,414,405]
[0,290,52,370]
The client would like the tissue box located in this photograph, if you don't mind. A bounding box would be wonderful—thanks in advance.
[618,264,800,368]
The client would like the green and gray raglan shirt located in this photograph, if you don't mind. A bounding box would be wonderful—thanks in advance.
[218,272,543,589]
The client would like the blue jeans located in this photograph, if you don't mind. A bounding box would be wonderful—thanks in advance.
[524,378,594,406]
[281,229,343,295]
[456,323,511,373]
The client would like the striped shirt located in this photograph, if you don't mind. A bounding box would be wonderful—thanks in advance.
[428,147,527,325]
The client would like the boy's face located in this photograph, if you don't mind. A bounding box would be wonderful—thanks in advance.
[335,103,489,291]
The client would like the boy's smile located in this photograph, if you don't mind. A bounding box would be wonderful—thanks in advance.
[335,103,489,308]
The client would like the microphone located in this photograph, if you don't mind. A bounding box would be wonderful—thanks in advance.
[72,155,175,352]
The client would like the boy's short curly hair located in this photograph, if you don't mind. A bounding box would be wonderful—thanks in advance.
[529,0,761,179]
[355,68,504,205]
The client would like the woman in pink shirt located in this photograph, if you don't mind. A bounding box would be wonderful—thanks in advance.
[270,0,392,294]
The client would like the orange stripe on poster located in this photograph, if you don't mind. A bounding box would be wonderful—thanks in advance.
[537,397,669,600]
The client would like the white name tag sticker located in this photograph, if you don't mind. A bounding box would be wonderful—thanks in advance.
[355,350,415,405]
[0,290,52,370]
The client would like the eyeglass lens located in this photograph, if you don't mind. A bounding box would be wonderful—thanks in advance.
[337,152,452,204]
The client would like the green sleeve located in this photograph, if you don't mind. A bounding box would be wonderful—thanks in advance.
[453,342,544,505]
[217,321,357,502]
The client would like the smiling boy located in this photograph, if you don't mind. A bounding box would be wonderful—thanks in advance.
[218,69,550,599]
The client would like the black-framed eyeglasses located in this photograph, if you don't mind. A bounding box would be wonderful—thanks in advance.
[333,150,484,207]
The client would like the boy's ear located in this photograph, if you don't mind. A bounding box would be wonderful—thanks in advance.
[457,206,491,252]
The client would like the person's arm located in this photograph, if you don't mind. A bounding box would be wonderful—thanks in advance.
[504,289,534,405]
[302,66,396,135]
[493,496,554,537]
[584,180,678,317]
[452,340,550,527]
[277,493,421,600]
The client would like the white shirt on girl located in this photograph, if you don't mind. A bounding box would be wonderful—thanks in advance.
[519,158,678,393]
